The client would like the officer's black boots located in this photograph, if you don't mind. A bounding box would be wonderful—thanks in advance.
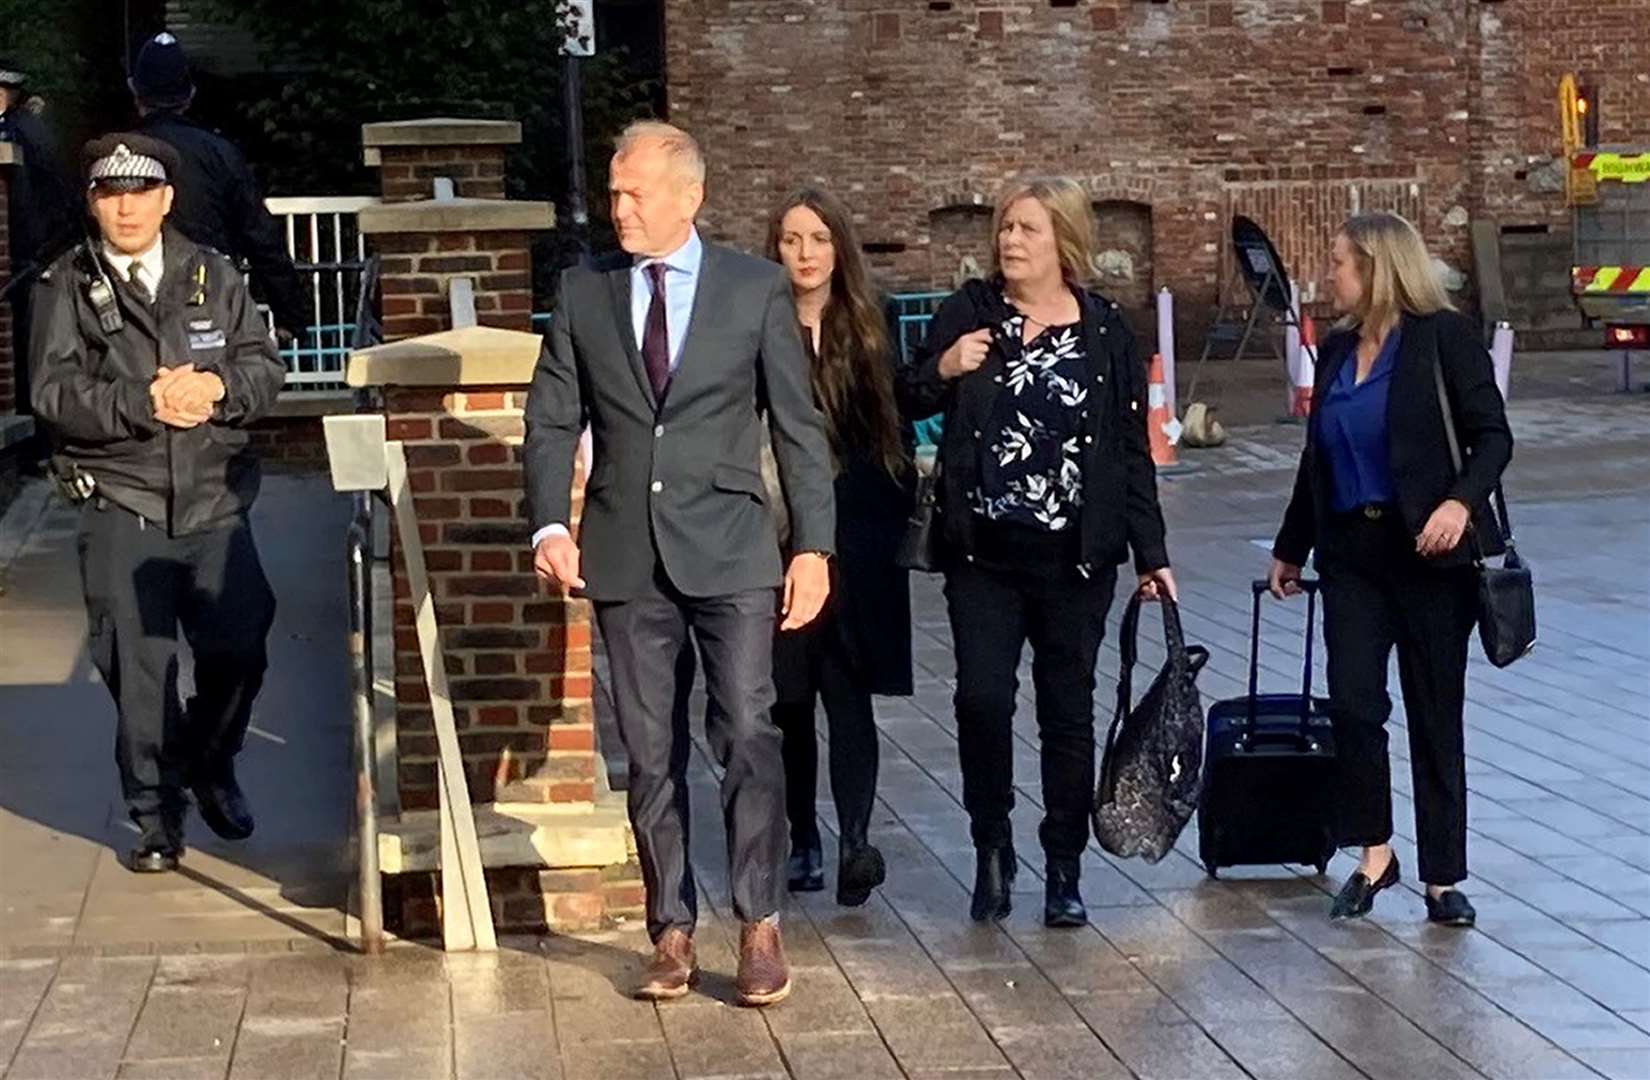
[192,762,254,840]
[127,808,185,873]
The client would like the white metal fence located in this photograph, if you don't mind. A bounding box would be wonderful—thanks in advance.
[263,196,379,392]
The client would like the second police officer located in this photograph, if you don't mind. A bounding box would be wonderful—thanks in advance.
[30,133,287,872]
[128,32,309,342]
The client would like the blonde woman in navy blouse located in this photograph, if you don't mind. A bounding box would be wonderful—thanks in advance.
[1270,212,1512,928]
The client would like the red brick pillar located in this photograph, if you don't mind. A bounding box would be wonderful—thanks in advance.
[350,120,637,935]
[363,118,515,203]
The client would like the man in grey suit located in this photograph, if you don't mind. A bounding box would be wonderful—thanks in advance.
[524,122,835,1007]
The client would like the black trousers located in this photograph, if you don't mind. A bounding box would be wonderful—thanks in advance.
[77,501,276,831]
[1319,511,1478,886]
[944,524,1118,862]
[772,611,879,854]
[595,564,784,942]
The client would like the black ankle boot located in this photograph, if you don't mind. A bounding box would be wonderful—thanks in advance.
[1043,859,1087,928]
[837,842,886,908]
[787,844,824,892]
[970,844,1016,922]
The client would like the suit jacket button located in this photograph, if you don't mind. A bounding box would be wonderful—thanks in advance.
[650,480,663,493]
[654,424,664,437]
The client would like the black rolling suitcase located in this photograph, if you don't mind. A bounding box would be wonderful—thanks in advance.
[1198,579,1337,878]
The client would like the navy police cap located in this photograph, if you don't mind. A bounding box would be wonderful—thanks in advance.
[82,133,182,192]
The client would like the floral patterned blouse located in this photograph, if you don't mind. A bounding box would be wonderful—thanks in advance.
[971,313,1089,531]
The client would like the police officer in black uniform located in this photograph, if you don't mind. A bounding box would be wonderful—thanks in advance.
[128,33,308,340]
[31,133,287,872]
[1,60,78,413]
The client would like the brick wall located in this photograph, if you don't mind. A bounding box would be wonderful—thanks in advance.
[378,144,509,204]
[375,231,534,339]
[384,385,595,813]
[664,0,1650,320]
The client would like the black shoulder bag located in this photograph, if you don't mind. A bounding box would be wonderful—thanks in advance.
[1433,361,1536,668]
[1093,596,1211,862]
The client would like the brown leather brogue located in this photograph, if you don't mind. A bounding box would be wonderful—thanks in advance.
[734,920,791,1007]
[634,927,697,1001]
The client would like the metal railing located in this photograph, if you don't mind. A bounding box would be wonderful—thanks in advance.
[264,196,380,391]
[889,291,947,364]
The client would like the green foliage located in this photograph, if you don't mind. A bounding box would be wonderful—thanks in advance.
[0,0,132,171]
[192,0,658,260]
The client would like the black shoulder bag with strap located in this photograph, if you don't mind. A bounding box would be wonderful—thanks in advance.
[1433,361,1536,668]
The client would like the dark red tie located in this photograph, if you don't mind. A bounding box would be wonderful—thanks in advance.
[643,262,670,402]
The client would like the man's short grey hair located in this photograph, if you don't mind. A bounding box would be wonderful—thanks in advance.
[614,121,706,186]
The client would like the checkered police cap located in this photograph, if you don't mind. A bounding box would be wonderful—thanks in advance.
[0,64,25,89]
[82,133,181,193]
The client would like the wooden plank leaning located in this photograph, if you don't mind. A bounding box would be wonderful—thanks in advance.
[384,441,497,951]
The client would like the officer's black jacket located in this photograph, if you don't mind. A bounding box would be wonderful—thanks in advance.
[134,111,308,335]
[30,226,288,535]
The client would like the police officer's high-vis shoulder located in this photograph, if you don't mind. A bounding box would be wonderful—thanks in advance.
[89,143,168,185]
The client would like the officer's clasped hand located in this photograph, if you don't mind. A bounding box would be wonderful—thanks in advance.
[150,363,225,428]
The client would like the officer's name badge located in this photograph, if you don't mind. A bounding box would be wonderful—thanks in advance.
[188,324,227,350]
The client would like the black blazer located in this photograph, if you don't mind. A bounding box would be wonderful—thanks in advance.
[1272,309,1513,570]
[895,279,1169,574]
[775,322,915,701]
[523,243,837,602]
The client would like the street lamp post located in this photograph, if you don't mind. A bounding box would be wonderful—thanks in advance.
[562,0,595,257]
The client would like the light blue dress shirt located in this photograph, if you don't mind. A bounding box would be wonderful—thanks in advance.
[630,227,704,373]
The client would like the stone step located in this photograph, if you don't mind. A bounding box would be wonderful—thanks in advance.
[377,792,632,874]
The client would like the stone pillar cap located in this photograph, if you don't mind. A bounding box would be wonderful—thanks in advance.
[348,325,543,388]
[358,197,555,235]
[362,117,523,148]
[0,142,23,166]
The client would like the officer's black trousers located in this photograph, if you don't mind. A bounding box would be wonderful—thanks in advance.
[1319,511,1479,887]
[77,502,276,830]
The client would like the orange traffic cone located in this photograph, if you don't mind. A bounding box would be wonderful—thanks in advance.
[1146,353,1188,472]
[1292,316,1318,418]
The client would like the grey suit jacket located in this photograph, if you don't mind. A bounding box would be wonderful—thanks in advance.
[523,242,836,602]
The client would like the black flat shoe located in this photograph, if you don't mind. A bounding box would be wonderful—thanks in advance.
[1043,860,1087,928]
[192,765,254,841]
[970,844,1016,923]
[837,843,886,907]
[1330,855,1400,920]
[787,845,825,893]
[1425,889,1477,927]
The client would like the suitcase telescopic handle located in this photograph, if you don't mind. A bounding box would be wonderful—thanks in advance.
[1246,579,1320,731]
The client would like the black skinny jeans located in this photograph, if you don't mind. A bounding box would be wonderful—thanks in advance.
[944,523,1118,863]
[1319,511,1479,886]
[773,612,880,853]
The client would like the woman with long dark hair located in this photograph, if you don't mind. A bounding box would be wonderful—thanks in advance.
[897,177,1173,928]
[763,186,914,907]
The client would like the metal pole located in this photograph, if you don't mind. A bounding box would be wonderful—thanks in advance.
[348,490,384,955]
[1156,286,1177,419]
[1489,320,1515,400]
[562,55,589,256]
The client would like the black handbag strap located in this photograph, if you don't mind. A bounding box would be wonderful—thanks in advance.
[1105,595,1208,752]
[1432,358,1516,552]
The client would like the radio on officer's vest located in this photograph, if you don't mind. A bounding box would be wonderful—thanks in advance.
[73,237,124,334]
